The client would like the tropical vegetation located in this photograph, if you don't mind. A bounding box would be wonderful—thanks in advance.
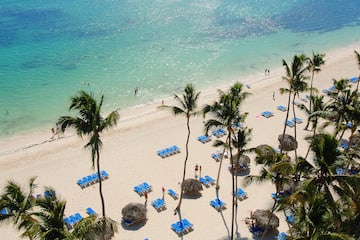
[1,51,360,239]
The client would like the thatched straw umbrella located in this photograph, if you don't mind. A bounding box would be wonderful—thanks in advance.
[252,209,279,230]
[121,203,147,226]
[278,134,298,151]
[231,154,251,171]
[350,133,360,149]
[254,144,276,164]
[182,178,202,196]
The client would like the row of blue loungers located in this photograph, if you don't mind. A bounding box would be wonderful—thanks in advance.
[212,128,226,138]
[197,135,211,143]
[77,170,109,189]
[64,207,97,229]
[199,175,215,187]
[171,218,194,236]
[157,145,180,158]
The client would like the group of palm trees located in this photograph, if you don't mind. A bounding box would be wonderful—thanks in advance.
[1,50,359,239]
[162,51,360,239]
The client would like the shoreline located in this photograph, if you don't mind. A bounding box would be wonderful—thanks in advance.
[0,42,359,239]
[1,41,359,156]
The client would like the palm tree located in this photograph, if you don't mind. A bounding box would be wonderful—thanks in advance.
[160,84,200,213]
[280,54,308,160]
[31,187,68,240]
[305,52,325,130]
[202,82,250,240]
[57,90,119,219]
[324,79,357,139]
[71,216,118,240]
[244,150,295,237]
[0,177,38,239]
[354,50,360,91]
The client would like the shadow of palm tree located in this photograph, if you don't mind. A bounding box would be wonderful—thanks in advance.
[215,188,230,239]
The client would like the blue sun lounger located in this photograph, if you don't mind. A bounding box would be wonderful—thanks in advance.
[286,120,295,127]
[292,117,303,124]
[157,145,181,158]
[204,175,215,185]
[261,111,274,118]
[276,232,289,240]
[350,76,359,83]
[235,188,248,200]
[277,105,287,112]
[86,207,96,216]
[64,217,73,229]
[167,189,179,199]
[210,198,226,211]
[199,177,210,187]
[211,153,221,161]
[212,129,226,138]
[152,198,166,211]
[197,135,211,143]
[171,218,193,236]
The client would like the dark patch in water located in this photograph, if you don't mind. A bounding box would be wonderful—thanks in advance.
[274,0,360,33]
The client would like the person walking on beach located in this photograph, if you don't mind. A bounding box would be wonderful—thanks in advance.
[195,164,199,178]
[272,91,275,101]
[144,191,148,206]
[162,187,165,200]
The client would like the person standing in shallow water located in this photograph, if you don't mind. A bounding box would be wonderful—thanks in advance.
[134,87,139,96]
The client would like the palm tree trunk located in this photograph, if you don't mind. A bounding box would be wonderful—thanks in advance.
[281,90,292,154]
[176,116,191,212]
[292,94,298,161]
[215,148,226,189]
[96,149,106,240]
[229,133,235,240]
[305,71,315,130]
[97,150,106,218]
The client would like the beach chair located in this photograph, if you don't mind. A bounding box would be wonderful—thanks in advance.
[204,175,215,185]
[86,207,97,216]
[151,198,166,211]
[167,189,179,199]
[197,135,211,143]
[286,120,295,128]
[100,170,109,180]
[171,223,185,236]
[199,177,210,187]
[277,105,287,112]
[210,198,226,211]
[134,185,146,196]
[261,111,273,118]
[69,215,78,224]
[210,199,221,210]
[75,213,83,222]
[235,188,248,200]
[77,179,87,189]
[0,208,8,215]
[142,182,152,192]
[292,117,303,124]
[44,190,56,198]
[182,218,194,231]
[276,232,289,240]
[211,153,220,161]
[350,76,359,83]
[64,217,73,229]
[249,225,265,236]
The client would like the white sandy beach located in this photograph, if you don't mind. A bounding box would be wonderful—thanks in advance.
[1,42,359,240]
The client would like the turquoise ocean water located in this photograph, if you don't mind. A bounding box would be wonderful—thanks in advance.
[1,0,360,138]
